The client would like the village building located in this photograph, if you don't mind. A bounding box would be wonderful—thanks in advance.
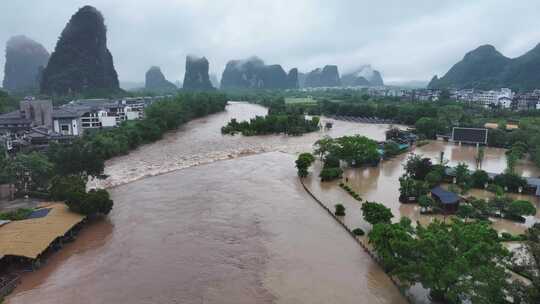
[430,186,460,214]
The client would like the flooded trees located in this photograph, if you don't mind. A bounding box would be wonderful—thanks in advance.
[403,154,433,180]
[65,189,113,216]
[398,177,429,203]
[319,167,343,181]
[222,97,319,136]
[295,153,315,177]
[369,219,512,303]
[334,204,346,216]
[361,201,393,225]
[334,135,380,167]
[313,135,380,181]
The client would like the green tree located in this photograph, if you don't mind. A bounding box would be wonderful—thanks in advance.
[368,218,415,271]
[49,175,87,201]
[319,167,343,181]
[370,219,511,303]
[471,170,490,188]
[418,195,436,213]
[425,170,443,187]
[335,135,380,167]
[456,204,476,221]
[506,151,519,174]
[323,153,340,168]
[454,162,471,187]
[493,173,527,193]
[361,201,394,225]
[313,136,336,159]
[505,200,536,221]
[415,117,444,139]
[334,204,346,216]
[48,140,104,178]
[404,154,433,180]
[399,176,429,201]
[295,153,315,177]
[66,188,114,216]
[8,152,53,192]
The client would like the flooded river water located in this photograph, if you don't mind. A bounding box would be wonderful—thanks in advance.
[7,102,539,303]
[7,103,407,304]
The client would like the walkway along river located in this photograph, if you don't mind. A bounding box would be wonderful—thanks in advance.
[6,102,539,303]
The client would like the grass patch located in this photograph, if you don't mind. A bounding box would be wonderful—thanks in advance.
[0,208,33,221]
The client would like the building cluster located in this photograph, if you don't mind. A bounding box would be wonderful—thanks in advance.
[0,96,170,152]
[407,88,540,110]
[298,85,540,110]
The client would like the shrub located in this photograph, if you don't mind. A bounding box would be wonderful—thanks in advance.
[361,201,394,225]
[418,195,436,212]
[457,204,476,220]
[0,208,33,221]
[352,228,365,236]
[295,153,315,177]
[404,154,433,180]
[471,170,490,189]
[425,170,443,187]
[334,204,346,216]
[493,173,527,193]
[399,176,429,202]
[505,200,536,221]
[65,189,114,217]
[320,167,343,181]
[487,184,505,196]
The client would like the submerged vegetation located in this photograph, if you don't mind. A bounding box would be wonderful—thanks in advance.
[221,97,319,136]
[313,135,380,182]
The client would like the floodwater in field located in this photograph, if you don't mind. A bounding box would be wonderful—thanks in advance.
[7,102,539,303]
[7,153,406,304]
[303,140,540,237]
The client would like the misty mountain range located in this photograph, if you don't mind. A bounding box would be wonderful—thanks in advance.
[429,43,540,90]
[5,5,540,95]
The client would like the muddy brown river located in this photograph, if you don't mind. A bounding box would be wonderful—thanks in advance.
[7,103,407,304]
[6,102,539,303]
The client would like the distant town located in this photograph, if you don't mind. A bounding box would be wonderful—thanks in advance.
[302,86,540,110]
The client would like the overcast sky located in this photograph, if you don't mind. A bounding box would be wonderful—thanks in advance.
[2,0,540,85]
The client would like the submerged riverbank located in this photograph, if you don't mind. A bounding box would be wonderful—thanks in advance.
[7,102,539,303]
[7,152,407,304]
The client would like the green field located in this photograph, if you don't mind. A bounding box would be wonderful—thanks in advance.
[285,97,317,104]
